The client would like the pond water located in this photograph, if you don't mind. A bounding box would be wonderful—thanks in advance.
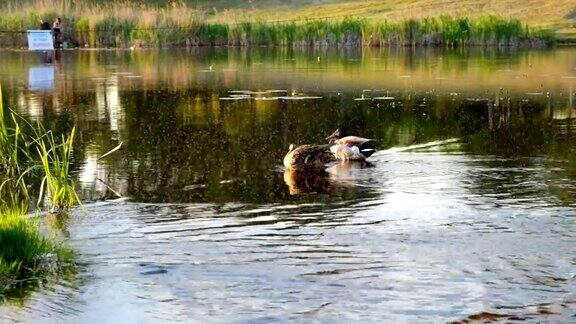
[0,47,575,322]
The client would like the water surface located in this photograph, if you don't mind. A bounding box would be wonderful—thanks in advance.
[0,47,575,322]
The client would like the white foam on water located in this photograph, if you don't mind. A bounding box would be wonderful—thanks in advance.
[277,96,322,100]
[379,138,461,154]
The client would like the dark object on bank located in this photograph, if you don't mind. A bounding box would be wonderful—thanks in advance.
[40,20,51,30]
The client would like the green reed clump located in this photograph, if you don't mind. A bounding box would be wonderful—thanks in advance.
[0,84,35,188]
[224,18,365,47]
[0,85,75,295]
[0,179,29,218]
[74,17,92,46]
[0,15,26,47]
[367,16,555,47]
[36,127,80,214]
[0,212,74,293]
[0,86,34,218]
[96,18,136,48]
[0,84,80,213]
[194,23,229,46]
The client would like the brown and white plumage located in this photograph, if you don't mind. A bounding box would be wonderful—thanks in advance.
[325,129,376,160]
[336,135,372,147]
[283,144,336,170]
[330,144,365,160]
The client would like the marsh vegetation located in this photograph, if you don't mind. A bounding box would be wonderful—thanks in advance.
[0,85,78,298]
[0,0,563,47]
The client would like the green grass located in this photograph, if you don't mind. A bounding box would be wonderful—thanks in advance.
[0,87,31,180]
[0,13,557,48]
[0,84,81,213]
[365,16,556,47]
[36,127,81,214]
[0,0,567,47]
[0,213,74,293]
[0,84,76,297]
[0,85,32,216]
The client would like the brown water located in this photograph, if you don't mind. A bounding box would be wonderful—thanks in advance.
[0,47,575,322]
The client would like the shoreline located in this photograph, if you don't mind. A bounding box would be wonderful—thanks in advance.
[0,41,564,50]
[0,16,557,49]
[2,42,574,54]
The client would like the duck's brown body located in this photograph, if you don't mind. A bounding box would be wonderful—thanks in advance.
[283,144,336,170]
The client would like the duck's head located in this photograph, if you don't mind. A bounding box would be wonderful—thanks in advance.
[288,143,295,152]
[325,128,342,143]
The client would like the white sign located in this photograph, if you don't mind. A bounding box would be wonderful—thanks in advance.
[29,66,54,91]
[27,30,54,51]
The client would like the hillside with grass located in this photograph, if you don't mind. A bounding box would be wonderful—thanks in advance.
[0,0,574,47]
[4,0,574,33]
[203,0,576,38]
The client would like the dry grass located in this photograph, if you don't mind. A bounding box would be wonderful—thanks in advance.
[0,0,573,47]
[2,0,574,31]
[207,0,575,38]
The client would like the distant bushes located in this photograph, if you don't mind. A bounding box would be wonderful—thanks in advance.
[0,13,555,48]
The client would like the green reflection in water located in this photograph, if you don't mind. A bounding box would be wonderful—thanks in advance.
[1,47,575,205]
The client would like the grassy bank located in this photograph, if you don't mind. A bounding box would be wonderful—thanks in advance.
[1,0,573,47]
[0,13,556,48]
[0,84,78,296]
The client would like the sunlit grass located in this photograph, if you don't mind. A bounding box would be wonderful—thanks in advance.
[36,127,81,213]
[0,13,556,48]
[0,213,74,293]
[0,84,75,297]
[365,16,555,46]
[0,84,31,216]
[0,84,80,213]
[0,0,565,47]
[0,86,31,180]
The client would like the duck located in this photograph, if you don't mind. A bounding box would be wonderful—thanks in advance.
[325,128,376,160]
[283,144,336,170]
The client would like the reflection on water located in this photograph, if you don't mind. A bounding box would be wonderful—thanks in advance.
[283,161,372,196]
[0,47,575,322]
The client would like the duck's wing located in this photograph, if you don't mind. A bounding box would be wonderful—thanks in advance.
[338,136,377,157]
[290,144,335,168]
[330,144,366,160]
[338,136,373,146]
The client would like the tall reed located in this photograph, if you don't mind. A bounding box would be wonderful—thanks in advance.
[36,127,80,213]
[0,10,556,48]
[0,84,31,216]
[364,16,554,47]
[0,86,29,179]
[0,84,80,213]
[0,83,75,295]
